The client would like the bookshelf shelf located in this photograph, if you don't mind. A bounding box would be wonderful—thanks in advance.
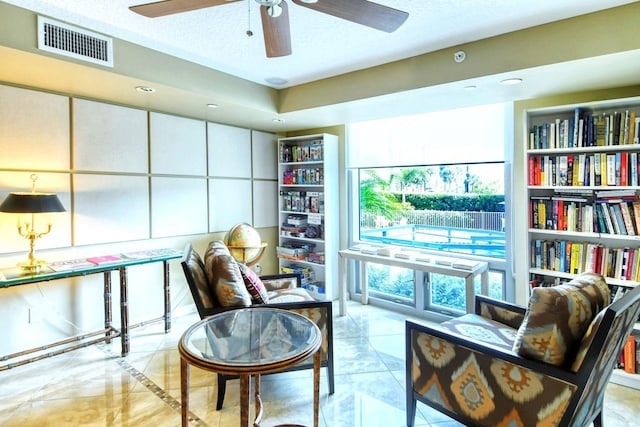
[610,369,640,389]
[277,133,338,300]
[527,143,640,156]
[529,228,640,242]
[525,97,640,389]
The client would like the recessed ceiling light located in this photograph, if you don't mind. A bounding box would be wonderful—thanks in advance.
[500,78,523,85]
[207,103,219,109]
[265,77,288,86]
[272,118,285,124]
[463,85,477,91]
[135,85,155,93]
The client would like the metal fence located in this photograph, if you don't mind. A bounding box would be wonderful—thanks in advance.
[361,210,505,232]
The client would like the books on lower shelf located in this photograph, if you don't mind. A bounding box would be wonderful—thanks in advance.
[528,191,640,235]
[618,333,640,374]
[530,239,640,282]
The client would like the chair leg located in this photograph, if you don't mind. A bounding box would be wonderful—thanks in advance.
[593,411,603,427]
[406,393,416,427]
[216,373,227,410]
[327,360,335,394]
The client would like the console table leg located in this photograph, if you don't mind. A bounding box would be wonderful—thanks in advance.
[119,267,129,357]
[163,261,171,333]
[103,271,112,344]
[361,261,369,305]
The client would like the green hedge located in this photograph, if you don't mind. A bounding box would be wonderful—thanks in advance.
[395,193,504,211]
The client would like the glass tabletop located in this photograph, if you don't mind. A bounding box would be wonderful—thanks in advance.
[180,308,320,368]
[0,248,183,288]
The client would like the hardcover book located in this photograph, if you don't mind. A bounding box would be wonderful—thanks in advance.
[86,255,122,265]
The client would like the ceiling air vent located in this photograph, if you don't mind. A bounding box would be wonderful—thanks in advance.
[37,16,113,67]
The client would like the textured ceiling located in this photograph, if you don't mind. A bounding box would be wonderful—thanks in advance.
[2,0,637,88]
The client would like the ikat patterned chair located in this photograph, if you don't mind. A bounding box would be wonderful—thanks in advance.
[406,272,640,427]
[181,242,335,410]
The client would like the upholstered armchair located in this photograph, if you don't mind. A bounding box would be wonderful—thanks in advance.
[181,242,334,410]
[406,272,640,427]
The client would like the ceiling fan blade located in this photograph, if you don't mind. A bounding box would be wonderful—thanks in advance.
[291,0,408,33]
[130,0,241,18]
[261,1,292,58]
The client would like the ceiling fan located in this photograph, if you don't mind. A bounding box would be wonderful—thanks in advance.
[129,0,409,58]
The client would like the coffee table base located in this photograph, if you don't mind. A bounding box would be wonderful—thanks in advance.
[181,351,321,427]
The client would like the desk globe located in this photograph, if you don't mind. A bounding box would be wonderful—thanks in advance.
[223,223,267,267]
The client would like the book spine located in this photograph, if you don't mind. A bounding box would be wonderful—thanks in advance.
[624,335,636,374]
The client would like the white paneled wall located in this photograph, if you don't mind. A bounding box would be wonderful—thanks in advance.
[150,112,207,175]
[0,85,70,171]
[73,99,148,173]
[73,174,150,245]
[0,84,279,252]
[0,83,281,356]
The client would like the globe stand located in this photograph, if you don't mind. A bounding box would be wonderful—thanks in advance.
[226,242,268,267]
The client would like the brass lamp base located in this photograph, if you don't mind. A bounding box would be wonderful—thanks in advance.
[18,259,48,274]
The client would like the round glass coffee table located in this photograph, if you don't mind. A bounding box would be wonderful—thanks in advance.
[179,307,322,427]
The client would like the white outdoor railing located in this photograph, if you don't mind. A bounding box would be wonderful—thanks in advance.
[361,210,505,232]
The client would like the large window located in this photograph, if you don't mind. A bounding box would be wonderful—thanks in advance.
[347,103,513,316]
[359,163,505,257]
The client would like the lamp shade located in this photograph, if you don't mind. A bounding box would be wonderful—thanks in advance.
[0,192,66,213]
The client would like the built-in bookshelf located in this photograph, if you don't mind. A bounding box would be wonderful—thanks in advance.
[277,133,338,300]
[525,97,640,389]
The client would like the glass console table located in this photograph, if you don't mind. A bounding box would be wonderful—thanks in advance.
[0,248,182,370]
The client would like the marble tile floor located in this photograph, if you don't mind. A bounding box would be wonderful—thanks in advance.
[1,301,639,427]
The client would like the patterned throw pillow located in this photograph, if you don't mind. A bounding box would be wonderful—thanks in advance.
[204,240,251,307]
[237,263,269,304]
[513,272,610,366]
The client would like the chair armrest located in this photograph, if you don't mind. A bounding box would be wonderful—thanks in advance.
[475,294,527,329]
[260,273,301,291]
[406,318,575,384]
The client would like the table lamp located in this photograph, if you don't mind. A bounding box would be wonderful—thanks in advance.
[0,174,66,273]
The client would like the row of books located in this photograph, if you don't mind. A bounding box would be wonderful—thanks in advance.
[280,140,324,163]
[529,108,639,150]
[276,242,325,264]
[619,333,640,375]
[281,191,324,214]
[529,196,640,235]
[280,264,316,286]
[530,240,640,282]
[281,223,323,240]
[528,152,639,187]
[282,167,324,185]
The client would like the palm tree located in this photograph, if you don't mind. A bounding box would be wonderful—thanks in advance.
[360,170,402,219]
[390,168,430,204]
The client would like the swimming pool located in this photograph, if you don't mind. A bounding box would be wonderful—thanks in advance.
[360,223,505,258]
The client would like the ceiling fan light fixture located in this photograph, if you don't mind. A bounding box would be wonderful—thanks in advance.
[298,0,318,3]
[255,0,282,6]
[267,5,283,18]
